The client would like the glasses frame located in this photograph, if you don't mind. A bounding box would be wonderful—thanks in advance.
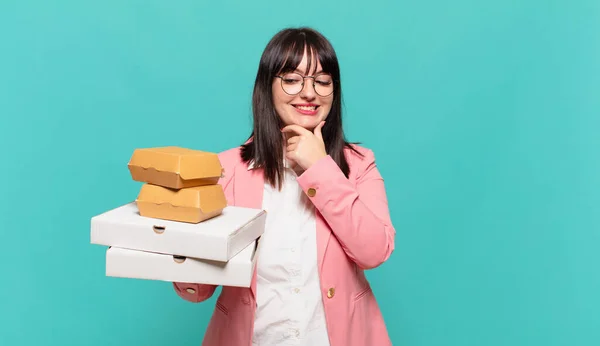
[274,72,335,97]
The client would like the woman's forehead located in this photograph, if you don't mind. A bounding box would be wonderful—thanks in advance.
[296,51,322,73]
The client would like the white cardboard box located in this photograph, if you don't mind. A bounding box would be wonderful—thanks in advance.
[106,240,258,287]
[91,202,266,262]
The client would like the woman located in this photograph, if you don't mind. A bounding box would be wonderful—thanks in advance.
[173,27,395,346]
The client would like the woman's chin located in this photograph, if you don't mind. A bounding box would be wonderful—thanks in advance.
[291,117,321,130]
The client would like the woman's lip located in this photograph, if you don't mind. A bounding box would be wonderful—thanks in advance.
[292,105,319,115]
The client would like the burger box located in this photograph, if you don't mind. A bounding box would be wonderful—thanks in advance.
[135,183,227,223]
[90,202,266,262]
[128,146,224,190]
[105,240,259,287]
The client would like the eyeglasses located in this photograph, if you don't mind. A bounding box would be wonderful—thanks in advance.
[275,72,334,97]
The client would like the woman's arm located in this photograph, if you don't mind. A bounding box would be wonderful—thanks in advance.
[296,149,395,269]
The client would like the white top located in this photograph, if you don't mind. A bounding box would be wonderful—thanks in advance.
[251,161,331,346]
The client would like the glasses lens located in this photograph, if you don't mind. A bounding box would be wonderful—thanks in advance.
[280,73,304,95]
[314,74,334,96]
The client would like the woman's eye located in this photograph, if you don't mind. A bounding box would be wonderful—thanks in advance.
[283,78,301,84]
[316,80,332,85]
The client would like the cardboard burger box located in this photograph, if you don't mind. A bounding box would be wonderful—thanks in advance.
[105,240,259,287]
[128,146,224,190]
[136,183,227,223]
[91,202,266,262]
[127,146,228,223]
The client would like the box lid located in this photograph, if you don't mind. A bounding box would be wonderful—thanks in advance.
[128,147,223,180]
[136,184,227,212]
[91,203,266,262]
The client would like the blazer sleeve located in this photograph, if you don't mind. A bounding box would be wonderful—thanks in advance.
[296,149,395,269]
[172,149,237,303]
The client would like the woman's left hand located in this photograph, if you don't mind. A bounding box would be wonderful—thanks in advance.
[282,121,327,170]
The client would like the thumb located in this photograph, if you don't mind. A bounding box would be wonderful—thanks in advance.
[314,121,325,140]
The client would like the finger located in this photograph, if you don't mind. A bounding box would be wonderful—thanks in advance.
[286,143,297,152]
[281,124,311,136]
[287,136,300,145]
[313,121,325,140]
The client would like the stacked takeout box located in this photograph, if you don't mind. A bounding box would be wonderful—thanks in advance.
[90,146,266,287]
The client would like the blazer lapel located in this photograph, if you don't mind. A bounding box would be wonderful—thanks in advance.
[233,162,264,299]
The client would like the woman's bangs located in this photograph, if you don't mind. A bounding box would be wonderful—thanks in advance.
[277,40,328,76]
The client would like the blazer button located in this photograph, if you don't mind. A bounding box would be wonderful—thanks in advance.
[186,288,196,294]
[327,287,335,299]
[307,188,317,197]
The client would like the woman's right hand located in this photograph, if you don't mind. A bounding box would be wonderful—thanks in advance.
[173,282,217,303]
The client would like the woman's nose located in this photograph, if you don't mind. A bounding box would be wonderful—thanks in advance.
[300,81,316,100]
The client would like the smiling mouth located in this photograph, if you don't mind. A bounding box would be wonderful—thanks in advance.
[293,105,320,111]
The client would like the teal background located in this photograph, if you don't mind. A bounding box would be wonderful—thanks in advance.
[1,0,598,345]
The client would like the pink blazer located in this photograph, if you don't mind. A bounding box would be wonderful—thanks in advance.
[173,144,395,346]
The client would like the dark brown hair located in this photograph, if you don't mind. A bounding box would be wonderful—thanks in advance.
[241,27,361,188]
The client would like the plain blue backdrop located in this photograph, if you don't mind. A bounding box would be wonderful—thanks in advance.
[1,0,599,345]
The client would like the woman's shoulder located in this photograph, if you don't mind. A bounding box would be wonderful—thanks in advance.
[215,146,245,184]
[342,143,384,181]
[342,143,380,178]
[344,143,376,163]
[345,143,371,154]
[218,146,242,160]
[217,146,244,168]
